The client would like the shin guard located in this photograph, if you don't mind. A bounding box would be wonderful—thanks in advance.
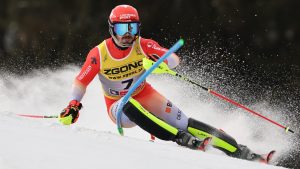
[187,118,239,155]
[122,98,178,141]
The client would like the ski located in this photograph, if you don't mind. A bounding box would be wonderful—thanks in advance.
[248,150,276,164]
[198,137,212,152]
[260,150,276,164]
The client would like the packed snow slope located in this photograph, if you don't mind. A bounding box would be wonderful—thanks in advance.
[0,112,286,169]
[0,66,295,169]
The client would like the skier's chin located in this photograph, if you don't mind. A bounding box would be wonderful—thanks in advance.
[116,35,134,45]
[121,37,134,44]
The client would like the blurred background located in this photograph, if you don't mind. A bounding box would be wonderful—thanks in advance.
[0,0,299,168]
[0,0,299,73]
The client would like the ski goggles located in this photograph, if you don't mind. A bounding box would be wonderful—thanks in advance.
[113,22,139,36]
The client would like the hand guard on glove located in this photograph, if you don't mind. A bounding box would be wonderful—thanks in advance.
[59,100,82,125]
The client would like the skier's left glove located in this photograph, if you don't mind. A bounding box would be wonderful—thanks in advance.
[59,100,82,125]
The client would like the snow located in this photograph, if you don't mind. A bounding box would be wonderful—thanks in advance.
[0,66,290,169]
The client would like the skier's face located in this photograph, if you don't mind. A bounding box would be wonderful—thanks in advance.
[113,22,138,47]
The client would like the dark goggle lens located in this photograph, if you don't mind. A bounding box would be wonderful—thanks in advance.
[114,23,138,36]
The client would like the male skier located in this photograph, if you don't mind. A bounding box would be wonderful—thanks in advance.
[59,4,272,162]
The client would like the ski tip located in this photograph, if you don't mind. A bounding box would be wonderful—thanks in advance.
[198,137,212,152]
[260,150,276,164]
[266,150,276,164]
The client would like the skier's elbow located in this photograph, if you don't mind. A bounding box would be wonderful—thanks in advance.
[167,53,180,69]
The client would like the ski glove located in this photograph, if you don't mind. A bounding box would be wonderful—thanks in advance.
[59,100,82,125]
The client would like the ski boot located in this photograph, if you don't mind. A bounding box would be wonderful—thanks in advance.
[174,130,211,151]
[234,144,275,164]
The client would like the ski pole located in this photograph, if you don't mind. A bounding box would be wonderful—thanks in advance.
[116,39,185,136]
[143,58,294,134]
[17,114,58,119]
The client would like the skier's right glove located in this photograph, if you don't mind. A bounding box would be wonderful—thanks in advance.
[59,100,82,125]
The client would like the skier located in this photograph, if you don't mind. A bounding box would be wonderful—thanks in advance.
[59,4,272,162]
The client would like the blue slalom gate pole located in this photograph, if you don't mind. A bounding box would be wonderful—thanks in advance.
[116,39,185,135]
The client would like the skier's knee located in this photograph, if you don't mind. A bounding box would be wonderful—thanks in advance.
[110,99,136,128]
[122,98,178,141]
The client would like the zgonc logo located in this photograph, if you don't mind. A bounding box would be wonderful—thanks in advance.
[104,60,143,75]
